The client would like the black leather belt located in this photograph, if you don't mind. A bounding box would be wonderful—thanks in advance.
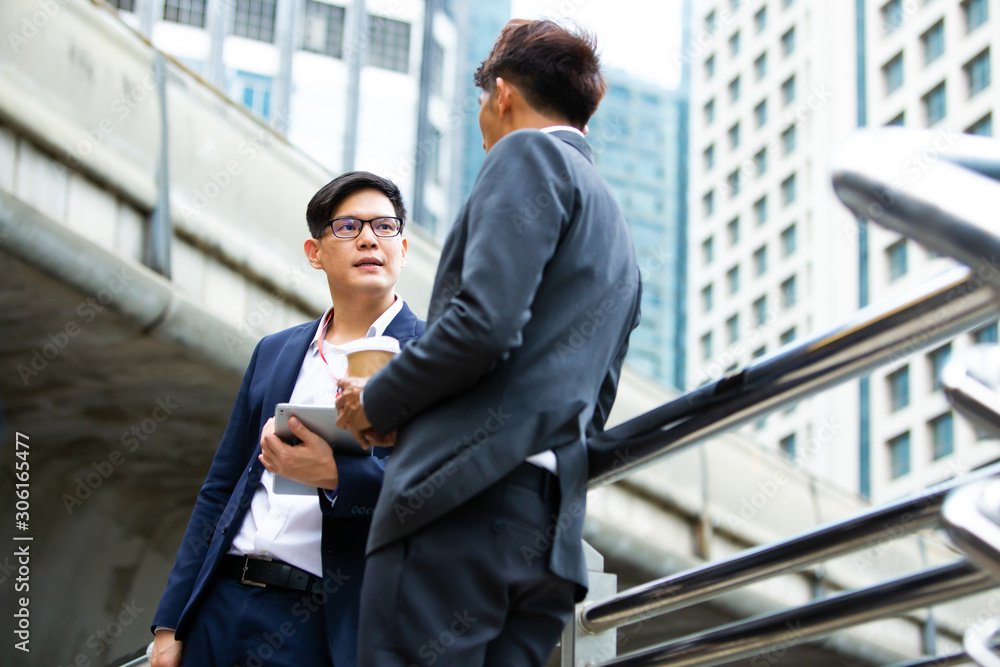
[219,554,321,592]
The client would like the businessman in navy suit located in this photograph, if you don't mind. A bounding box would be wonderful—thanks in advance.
[149,172,424,667]
[337,20,641,666]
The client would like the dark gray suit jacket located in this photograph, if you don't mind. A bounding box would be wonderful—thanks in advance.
[363,128,641,595]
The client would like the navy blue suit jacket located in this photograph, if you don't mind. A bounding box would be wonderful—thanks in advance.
[152,303,424,665]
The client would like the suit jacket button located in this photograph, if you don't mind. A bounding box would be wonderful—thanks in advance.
[491,520,503,534]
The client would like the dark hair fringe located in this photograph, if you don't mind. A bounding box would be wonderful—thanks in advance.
[305,171,407,238]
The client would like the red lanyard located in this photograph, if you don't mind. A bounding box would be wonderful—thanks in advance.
[316,309,341,395]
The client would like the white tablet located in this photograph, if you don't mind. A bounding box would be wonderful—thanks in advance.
[272,403,371,495]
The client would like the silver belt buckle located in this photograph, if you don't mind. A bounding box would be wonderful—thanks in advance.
[240,555,271,587]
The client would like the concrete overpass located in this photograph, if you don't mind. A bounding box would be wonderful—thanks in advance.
[0,1,994,665]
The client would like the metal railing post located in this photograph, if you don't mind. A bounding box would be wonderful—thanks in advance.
[562,542,617,667]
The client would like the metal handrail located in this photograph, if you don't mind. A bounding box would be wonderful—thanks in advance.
[581,461,1000,635]
[598,561,992,667]
[966,618,1000,667]
[588,265,997,487]
[577,130,1000,665]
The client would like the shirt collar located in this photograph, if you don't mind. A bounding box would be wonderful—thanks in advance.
[311,296,403,351]
[540,125,586,138]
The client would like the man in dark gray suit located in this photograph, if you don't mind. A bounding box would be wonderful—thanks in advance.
[336,19,641,666]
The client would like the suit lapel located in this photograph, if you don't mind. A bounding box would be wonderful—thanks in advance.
[260,319,319,419]
[383,302,421,343]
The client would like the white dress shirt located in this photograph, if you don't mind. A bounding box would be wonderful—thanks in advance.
[228,298,404,577]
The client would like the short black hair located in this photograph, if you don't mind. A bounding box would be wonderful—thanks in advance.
[306,171,406,238]
[474,19,606,129]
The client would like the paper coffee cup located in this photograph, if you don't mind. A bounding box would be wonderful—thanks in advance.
[346,349,396,377]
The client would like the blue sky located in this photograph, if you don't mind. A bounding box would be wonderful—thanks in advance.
[510,0,684,90]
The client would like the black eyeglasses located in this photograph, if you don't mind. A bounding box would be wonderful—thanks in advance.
[323,217,403,239]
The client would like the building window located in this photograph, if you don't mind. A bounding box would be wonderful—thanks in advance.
[754,245,768,276]
[729,122,741,149]
[727,217,740,245]
[781,173,797,205]
[781,124,797,154]
[931,412,955,460]
[303,1,346,58]
[781,223,797,256]
[704,143,716,170]
[883,52,904,94]
[110,0,135,10]
[752,296,767,326]
[755,52,768,80]
[780,433,796,459]
[429,126,443,184]
[781,275,797,307]
[233,0,276,42]
[429,40,445,96]
[888,365,910,411]
[887,239,907,280]
[703,236,715,265]
[368,14,411,73]
[755,6,767,32]
[730,31,741,56]
[780,327,796,346]
[929,344,951,391]
[727,265,740,294]
[705,54,716,79]
[963,0,989,33]
[705,98,716,125]
[966,49,991,97]
[706,9,717,32]
[727,314,740,344]
[703,190,715,217]
[923,82,946,126]
[164,0,206,27]
[754,99,768,127]
[702,284,714,313]
[727,170,741,197]
[781,27,796,56]
[754,196,767,225]
[729,75,742,103]
[888,112,906,126]
[882,0,905,35]
[701,331,714,360]
[973,320,999,344]
[782,75,796,105]
[922,21,944,65]
[888,431,911,478]
[754,148,768,176]
[235,71,272,119]
[968,113,993,137]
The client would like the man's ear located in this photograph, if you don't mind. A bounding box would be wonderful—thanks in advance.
[304,237,322,269]
[400,237,408,267]
[495,77,514,117]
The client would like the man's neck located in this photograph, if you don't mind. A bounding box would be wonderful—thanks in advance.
[326,292,395,345]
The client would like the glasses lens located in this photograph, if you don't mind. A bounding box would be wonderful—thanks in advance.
[372,218,401,236]
[332,219,361,237]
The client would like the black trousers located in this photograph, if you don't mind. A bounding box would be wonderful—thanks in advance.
[358,464,578,666]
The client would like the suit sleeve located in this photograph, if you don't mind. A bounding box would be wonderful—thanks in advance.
[589,274,642,436]
[318,449,389,518]
[151,341,263,633]
[363,132,573,433]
